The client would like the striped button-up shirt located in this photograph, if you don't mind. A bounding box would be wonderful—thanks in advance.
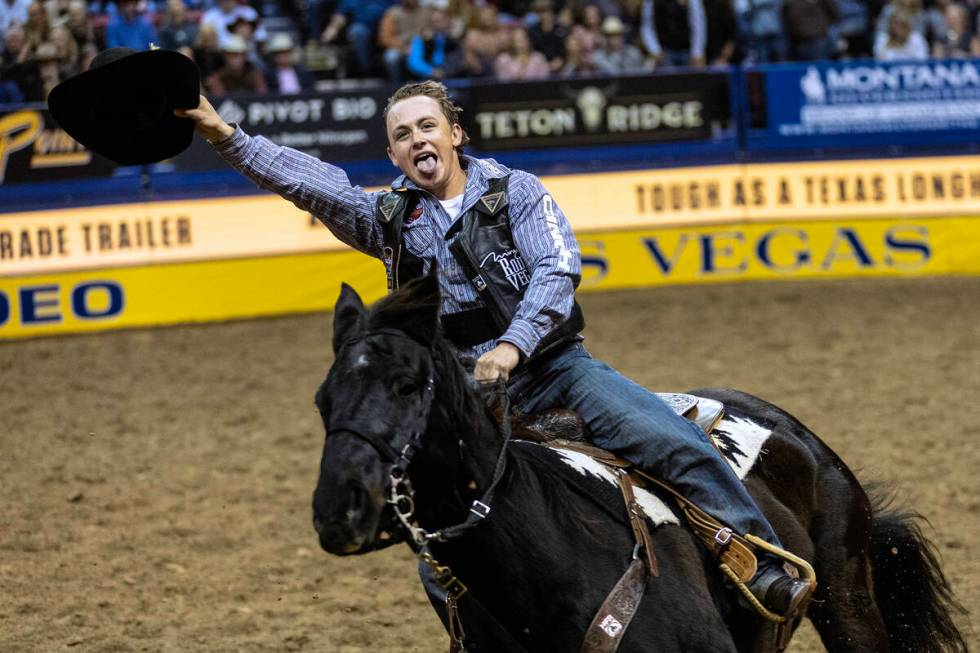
[214,127,582,359]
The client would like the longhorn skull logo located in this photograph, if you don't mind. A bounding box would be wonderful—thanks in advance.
[566,83,617,132]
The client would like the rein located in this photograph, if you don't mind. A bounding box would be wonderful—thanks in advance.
[386,377,525,653]
[392,383,512,548]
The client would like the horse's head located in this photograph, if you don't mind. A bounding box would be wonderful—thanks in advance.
[311,274,441,555]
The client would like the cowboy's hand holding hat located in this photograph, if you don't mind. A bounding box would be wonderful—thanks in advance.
[47,46,204,165]
[174,95,235,144]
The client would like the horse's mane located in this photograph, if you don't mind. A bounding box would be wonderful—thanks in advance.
[365,285,494,438]
[429,332,612,543]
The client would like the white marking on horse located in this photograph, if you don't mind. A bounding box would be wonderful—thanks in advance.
[711,416,772,480]
[553,449,679,526]
[352,353,369,368]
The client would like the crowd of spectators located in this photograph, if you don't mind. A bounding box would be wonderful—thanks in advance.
[3,0,980,101]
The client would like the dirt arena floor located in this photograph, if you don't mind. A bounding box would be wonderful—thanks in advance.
[1,276,977,652]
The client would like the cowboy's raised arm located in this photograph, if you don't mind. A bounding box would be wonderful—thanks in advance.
[177,95,384,258]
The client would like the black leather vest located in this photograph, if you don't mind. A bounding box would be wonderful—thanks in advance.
[375,176,584,354]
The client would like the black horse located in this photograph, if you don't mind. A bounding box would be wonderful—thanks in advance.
[311,274,967,652]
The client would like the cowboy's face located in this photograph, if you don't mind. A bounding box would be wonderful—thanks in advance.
[386,95,464,198]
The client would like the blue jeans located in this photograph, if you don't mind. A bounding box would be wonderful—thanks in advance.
[507,343,781,545]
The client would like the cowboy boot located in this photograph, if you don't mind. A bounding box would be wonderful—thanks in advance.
[747,557,813,617]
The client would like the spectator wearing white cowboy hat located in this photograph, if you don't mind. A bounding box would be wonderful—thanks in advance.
[201,0,267,49]
[592,15,651,73]
[228,11,266,68]
[205,34,268,96]
[264,32,315,93]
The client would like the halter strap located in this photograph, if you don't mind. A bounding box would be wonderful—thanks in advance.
[328,426,405,464]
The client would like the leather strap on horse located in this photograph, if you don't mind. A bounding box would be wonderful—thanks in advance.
[546,440,758,583]
[626,465,818,620]
[615,469,658,577]
[635,473,758,584]
[580,559,648,653]
[578,466,657,653]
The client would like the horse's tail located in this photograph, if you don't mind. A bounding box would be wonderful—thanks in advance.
[867,487,969,653]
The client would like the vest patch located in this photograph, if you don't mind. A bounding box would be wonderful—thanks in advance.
[406,203,423,225]
[480,191,505,214]
[379,194,401,222]
[480,249,531,291]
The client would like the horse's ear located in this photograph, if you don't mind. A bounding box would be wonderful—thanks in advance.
[373,269,441,345]
[332,283,365,353]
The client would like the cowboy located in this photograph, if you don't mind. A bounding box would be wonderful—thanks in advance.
[176,80,812,620]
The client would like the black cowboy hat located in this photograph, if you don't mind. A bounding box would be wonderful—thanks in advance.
[47,47,200,166]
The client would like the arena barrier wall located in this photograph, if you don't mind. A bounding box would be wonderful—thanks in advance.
[3,155,980,339]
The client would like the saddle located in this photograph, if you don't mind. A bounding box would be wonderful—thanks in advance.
[501,393,817,653]
[508,392,725,445]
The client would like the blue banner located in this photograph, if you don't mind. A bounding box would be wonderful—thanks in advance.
[746,60,980,151]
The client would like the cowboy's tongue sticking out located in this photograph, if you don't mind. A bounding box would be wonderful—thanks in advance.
[417,155,437,176]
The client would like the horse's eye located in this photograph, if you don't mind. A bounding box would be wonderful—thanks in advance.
[398,383,418,397]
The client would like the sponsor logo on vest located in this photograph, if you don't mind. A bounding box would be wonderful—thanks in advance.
[480,249,530,290]
[406,203,423,225]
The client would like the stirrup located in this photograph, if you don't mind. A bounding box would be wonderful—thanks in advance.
[722,534,817,623]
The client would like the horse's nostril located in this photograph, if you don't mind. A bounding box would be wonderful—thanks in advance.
[349,484,367,515]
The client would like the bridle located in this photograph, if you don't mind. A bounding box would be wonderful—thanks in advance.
[325,328,529,653]
[327,329,512,552]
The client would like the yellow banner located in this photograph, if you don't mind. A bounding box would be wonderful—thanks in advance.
[577,217,980,290]
[0,195,353,276]
[2,216,978,339]
[0,250,384,339]
[546,155,980,230]
[6,154,980,277]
